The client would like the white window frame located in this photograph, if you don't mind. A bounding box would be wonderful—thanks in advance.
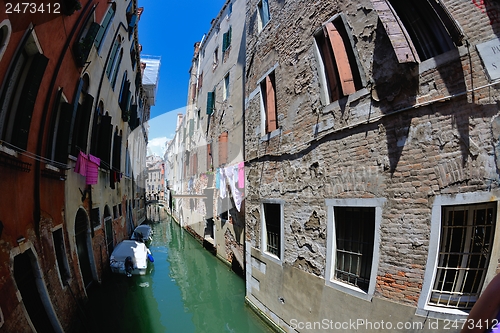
[260,199,284,264]
[223,72,230,101]
[325,198,384,301]
[0,19,12,63]
[417,192,500,319]
[51,225,71,288]
[257,0,270,33]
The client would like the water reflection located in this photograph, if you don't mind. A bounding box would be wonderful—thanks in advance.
[83,215,272,333]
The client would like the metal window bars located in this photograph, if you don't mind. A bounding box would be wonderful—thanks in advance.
[430,203,496,310]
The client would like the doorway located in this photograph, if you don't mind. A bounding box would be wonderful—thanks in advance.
[75,208,94,289]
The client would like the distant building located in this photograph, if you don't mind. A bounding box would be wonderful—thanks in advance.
[0,0,155,330]
[166,0,246,267]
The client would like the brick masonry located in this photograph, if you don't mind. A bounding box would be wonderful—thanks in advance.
[244,0,500,316]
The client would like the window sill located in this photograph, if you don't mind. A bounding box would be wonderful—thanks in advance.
[415,305,468,321]
[0,143,17,157]
[418,45,467,75]
[325,278,373,302]
[261,250,282,266]
[321,87,370,115]
[260,128,281,142]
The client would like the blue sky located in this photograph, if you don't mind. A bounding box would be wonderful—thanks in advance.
[138,0,226,156]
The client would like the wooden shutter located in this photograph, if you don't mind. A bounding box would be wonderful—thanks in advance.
[222,31,228,52]
[188,119,194,137]
[12,53,49,150]
[207,143,212,169]
[369,0,418,63]
[77,93,94,153]
[98,115,112,168]
[106,40,119,78]
[206,91,214,115]
[95,6,114,49]
[265,75,277,133]
[54,102,74,163]
[323,22,356,96]
[218,132,228,166]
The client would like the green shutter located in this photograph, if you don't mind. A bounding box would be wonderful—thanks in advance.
[206,91,214,115]
[222,32,228,52]
[189,119,194,137]
[95,6,115,49]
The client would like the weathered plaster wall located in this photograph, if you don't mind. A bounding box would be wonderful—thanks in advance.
[245,0,500,330]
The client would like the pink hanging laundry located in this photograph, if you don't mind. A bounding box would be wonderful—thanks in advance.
[86,154,101,185]
[238,162,244,188]
[74,151,88,176]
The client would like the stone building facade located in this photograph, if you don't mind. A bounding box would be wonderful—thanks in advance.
[243,0,500,331]
[167,0,246,267]
[0,0,152,331]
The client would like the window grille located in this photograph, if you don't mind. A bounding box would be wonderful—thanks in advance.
[263,203,281,258]
[430,203,496,310]
[334,207,375,292]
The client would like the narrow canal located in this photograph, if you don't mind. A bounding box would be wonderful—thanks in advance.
[82,215,274,333]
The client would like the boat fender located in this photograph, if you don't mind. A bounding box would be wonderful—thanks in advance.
[147,253,154,262]
[125,256,134,277]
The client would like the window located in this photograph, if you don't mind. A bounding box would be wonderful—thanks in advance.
[206,90,215,115]
[119,71,131,114]
[430,203,496,310]
[325,198,384,300]
[314,14,363,105]
[90,207,100,229]
[223,73,230,101]
[261,201,283,260]
[257,0,270,32]
[333,207,375,292]
[213,47,219,70]
[94,4,115,51]
[48,90,72,164]
[52,227,70,284]
[371,0,463,62]
[71,75,94,156]
[259,72,277,135]
[0,29,48,150]
[73,11,99,67]
[222,26,232,54]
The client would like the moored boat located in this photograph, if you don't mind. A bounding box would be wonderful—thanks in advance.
[110,240,154,276]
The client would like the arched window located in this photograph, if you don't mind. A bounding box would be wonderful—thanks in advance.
[0,27,48,150]
[0,20,11,62]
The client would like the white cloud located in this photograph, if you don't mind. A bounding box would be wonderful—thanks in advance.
[147,136,168,157]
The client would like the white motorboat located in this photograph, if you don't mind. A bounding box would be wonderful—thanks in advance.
[110,240,154,277]
[131,224,153,245]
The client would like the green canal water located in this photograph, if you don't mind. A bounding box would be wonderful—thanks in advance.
[83,216,274,333]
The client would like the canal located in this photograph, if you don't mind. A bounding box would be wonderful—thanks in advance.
[81,215,274,333]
